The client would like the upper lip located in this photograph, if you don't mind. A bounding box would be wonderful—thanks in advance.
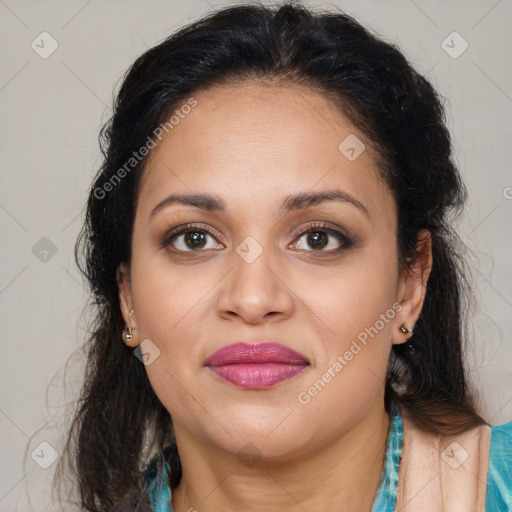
[205,342,310,367]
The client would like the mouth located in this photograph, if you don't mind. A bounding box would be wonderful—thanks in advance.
[204,342,310,389]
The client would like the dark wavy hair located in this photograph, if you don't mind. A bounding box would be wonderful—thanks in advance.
[56,1,487,510]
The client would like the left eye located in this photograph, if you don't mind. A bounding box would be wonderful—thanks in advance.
[292,229,345,252]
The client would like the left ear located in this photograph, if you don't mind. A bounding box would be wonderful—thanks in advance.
[116,262,139,347]
[392,229,433,345]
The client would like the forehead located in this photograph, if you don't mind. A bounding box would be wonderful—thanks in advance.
[137,82,394,222]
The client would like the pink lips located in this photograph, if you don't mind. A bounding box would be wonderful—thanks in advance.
[205,342,309,389]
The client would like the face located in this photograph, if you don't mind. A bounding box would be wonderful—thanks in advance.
[118,81,430,461]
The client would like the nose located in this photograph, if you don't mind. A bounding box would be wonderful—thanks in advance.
[216,243,295,325]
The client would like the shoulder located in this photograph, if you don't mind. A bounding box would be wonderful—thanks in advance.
[486,420,512,510]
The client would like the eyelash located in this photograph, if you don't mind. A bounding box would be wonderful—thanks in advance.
[160,221,357,255]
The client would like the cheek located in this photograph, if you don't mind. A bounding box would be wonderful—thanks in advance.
[129,258,214,425]
[129,243,209,342]
[292,249,398,414]
[128,246,219,388]
[297,249,398,355]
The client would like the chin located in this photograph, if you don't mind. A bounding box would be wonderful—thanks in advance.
[224,431,310,465]
[213,412,317,461]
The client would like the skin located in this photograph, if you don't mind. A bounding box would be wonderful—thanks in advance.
[117,81,432,512]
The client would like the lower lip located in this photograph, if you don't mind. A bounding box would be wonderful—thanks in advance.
[208,363,308,389]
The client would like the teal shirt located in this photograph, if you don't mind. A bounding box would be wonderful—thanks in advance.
[142,408,512,511]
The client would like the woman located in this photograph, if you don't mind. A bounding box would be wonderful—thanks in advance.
[57,2,511,511]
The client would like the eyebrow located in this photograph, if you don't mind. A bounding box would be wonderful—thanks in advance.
[150,189,370,218]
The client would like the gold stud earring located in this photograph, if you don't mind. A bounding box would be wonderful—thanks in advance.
[122,326,134,344]
[399,323,413,335]
[400,324,414,343]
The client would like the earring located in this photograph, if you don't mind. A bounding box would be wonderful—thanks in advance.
[400,324,414,353]
[122,326,134,344]
[399,323,415,354]
[399,323,413,335]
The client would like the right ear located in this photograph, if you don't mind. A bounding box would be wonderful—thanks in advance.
[116,262,139,347]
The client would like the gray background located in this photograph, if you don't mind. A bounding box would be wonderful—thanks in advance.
[1,0,511,510]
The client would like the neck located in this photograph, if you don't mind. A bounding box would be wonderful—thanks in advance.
[171,402,391,512]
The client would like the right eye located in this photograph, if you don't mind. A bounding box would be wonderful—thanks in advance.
[160,223,225,253]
